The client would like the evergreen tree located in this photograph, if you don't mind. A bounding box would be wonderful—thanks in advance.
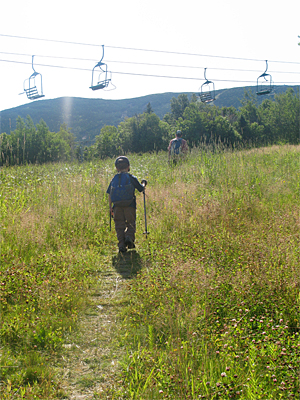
[145,102,153,114]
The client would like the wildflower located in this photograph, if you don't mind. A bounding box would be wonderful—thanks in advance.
[221,372,226,377]
[159,389,163,393]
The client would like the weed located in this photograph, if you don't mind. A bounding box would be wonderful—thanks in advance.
[1,145,299,399]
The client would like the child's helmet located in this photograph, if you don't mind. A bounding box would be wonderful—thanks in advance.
[115,156,130,170]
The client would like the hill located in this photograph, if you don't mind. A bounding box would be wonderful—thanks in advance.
[1,85,298,144]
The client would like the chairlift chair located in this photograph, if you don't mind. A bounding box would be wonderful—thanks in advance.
[90,63,111,90]
[199,68,215,103]
[90,45,115,91]
[256,60,273,96]
[23,56,45,100]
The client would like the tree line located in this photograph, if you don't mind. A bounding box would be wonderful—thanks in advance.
[0,118,77,166]
[1,88,299,166]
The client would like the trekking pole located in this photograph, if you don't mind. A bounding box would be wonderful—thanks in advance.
[109,202,113,232]
[141,179,149,238]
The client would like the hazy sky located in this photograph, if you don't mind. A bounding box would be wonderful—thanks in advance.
[1,0,299,112]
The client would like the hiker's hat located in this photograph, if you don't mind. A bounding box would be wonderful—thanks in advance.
[176,130,182,136]
[115,156,130,169]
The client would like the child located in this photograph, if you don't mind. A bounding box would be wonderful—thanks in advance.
[107,156,146,253]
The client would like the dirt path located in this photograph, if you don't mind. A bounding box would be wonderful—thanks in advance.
[57,250,144,399]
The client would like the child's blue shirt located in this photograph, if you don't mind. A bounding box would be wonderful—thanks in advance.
[106,172,144,208]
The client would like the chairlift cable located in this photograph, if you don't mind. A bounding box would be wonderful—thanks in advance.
[1,58,300,85]
[1,33,300,66]
[0,33,102,48]
[1,52,300,76]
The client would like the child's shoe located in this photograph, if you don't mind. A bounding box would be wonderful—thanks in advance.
[125,237,135,249]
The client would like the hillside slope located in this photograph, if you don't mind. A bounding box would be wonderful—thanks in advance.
[1,85,297,143]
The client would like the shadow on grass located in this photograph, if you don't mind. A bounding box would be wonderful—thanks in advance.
[112,250,143,279]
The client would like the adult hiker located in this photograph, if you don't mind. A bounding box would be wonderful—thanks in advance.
[168,130,188,164]
[106,156,146,253]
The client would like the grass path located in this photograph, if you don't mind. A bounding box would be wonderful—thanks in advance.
[57,250,143,400]
[1,145,299,399]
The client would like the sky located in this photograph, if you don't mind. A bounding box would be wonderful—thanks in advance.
[0,0,299,113]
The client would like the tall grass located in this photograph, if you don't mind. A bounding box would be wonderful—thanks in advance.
[0,161,117,398]
[115,144,300,399]
[0,144,299,399]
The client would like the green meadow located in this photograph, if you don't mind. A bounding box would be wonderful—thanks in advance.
[0,144,299,399]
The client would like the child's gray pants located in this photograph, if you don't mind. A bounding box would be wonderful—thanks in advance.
[113,206,136,248]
